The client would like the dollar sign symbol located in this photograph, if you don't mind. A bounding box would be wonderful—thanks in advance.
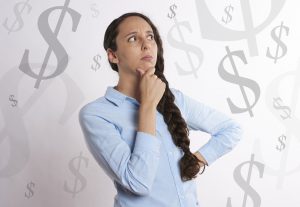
[64,152,88,198]
[91,54,101,71]
[24,181,35,198]
[218,46,260,117]
[266,21,289,63]
[254,58,300,189]
[226,154,265,207]
[0,64,85,177]
[167,4,177,19]
[167,17,203,78]
[19,0,81,89]
[90,3,99,18]
[2,0,32,34]
[9,95,18,107]
[195,0,286,56]
[273,97,291,119]
[222,5,234,24]
[276,134,286,151]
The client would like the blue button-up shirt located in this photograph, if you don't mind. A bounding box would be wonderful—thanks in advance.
[79,86,243,207]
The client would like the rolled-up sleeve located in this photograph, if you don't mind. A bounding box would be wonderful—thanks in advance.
[79,106,162,196]
[171,88,243,166]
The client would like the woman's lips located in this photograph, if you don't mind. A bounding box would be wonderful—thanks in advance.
[141,56,153,61]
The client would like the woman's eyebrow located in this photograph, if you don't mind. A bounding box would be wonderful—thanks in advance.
[124,30,154,38]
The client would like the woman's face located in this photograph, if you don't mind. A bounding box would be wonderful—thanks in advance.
[109,16,158,76]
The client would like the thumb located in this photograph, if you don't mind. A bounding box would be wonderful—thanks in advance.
[136,68,145,77]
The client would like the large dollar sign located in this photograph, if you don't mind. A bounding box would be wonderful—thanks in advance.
[2,0,32,34]
[167,17,203,78]
[254,58,300,189]
[64,152,88,198]
[195,0,286,56]
[19,0,81,89]
[218,46,260,117]
[266,21,289,63]
[226,154,265,207]
[0,64,84,177]
[222,5,234,24]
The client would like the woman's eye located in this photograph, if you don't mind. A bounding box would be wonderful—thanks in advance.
[128,36,136,42]
[148,34,154,40]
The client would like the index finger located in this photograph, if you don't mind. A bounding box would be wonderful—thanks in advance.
[144,67,156,76]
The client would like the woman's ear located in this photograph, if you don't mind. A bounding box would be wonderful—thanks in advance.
[107,48,119,64]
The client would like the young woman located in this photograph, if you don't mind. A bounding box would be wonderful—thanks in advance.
[79,12,243,207]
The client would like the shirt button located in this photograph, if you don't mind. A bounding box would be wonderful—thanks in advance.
[168,151,173,156]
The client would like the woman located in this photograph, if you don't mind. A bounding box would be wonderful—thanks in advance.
[79,12,243,207]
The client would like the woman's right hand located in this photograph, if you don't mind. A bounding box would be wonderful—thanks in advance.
[136,67,166,108]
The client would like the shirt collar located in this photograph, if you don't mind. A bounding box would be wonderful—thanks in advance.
[104,86,140,107]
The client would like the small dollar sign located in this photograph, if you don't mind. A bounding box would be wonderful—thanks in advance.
[91,54,101,71]
[24,181,35,198]
[276,134,286,151]
[273,97,291,119]
[167,18,203,78]
[218,46,260,117]
[2,0,32,34]
[221,5,234,24]
[9,95,18,107]
[266,21,289,63]
[64,152,88,198]
[226,154,265,207]
[19,0,81,89]
[167,4,177,19]
[90,3,99,18]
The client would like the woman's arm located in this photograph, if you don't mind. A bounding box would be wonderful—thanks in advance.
[171,88,243,167]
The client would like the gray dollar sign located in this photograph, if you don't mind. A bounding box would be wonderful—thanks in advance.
[222,5,234,24]
[2,0,32,34]
[195,0,286,56]
[167,4,177,19]
[218,46,260,117]
[266,21,289,63]
[254,58,300,189]
[167,17,203,78]
[226,154,265,207]
[91,54,101,71]
[24,181,35,198]
[276,134,286,151]
[0,64,85,177]
[19,0,81,89]
[90,3,99,18]
[64,152,88,198]
[273,97,291,119]
[9,95,18,107]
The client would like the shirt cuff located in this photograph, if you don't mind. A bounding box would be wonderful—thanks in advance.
[197,140,220,166]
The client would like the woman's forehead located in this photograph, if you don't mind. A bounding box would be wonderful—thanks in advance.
[118,16,153,34]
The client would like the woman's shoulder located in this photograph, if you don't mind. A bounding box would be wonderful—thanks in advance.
[79,95,117,118]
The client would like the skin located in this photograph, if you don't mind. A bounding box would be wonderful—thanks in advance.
[107,16,159,103]
[106,16,207,168]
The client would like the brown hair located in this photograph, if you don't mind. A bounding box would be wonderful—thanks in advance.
[103,12,206,181]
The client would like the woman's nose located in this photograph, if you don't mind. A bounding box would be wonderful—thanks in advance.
[141,39,151,50]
